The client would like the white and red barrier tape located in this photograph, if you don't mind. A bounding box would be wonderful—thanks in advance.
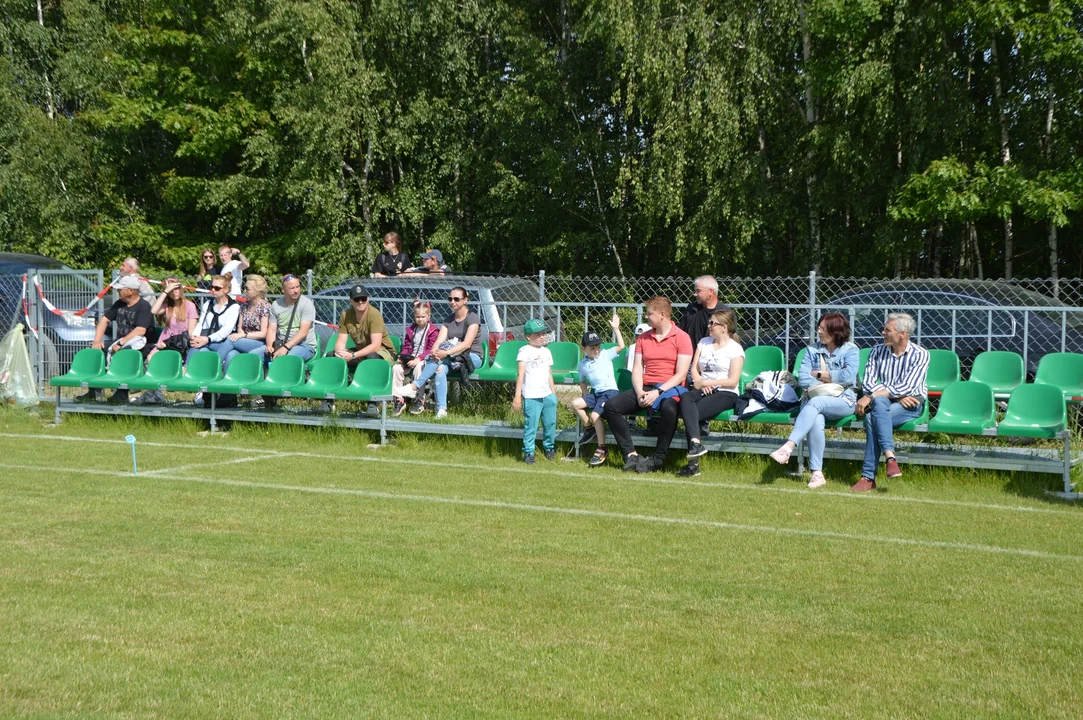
[22,274,340,333]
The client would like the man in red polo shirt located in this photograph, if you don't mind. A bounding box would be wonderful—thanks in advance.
[603,296,693,472]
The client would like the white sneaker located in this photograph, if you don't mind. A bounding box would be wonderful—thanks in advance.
[435,408,448,419]
[399,384,417,399]
[769,444,793,465]
[808,470,827,489]
[193,391,204,407]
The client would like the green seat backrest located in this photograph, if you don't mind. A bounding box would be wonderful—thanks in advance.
[616,368,633,392]
[352,358,393,394]
[145,349,183,379]
[928,381,996,433]
[490,341,526,370]
[1035,353,1083,398]
[63,348,105,379]
[969,351,1025,394]
[184,351,224,381]
[105,349,144,379]
[999,382,1067,438]
[740,346,785,386]
[792,348,807,375]
[391,335,402,355]
[265,355,305,385]
[324,334,355,356]
[548,342,581,373]
[222,353,264,384]
[308,356,348,387]
[857,348,872,388]
[611,348,629,375]
[926,349,961,393]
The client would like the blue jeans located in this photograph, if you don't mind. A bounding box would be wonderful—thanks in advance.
[187,342,231,370]
[412,352,482,411]
[523,394,557,456]
[861,396,923,479]
[224,337,267,367]
[787,395,855,471]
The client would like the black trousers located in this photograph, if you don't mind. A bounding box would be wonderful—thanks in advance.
[603,387,680,461]
[346,351,385,370]
[679,388,738,442]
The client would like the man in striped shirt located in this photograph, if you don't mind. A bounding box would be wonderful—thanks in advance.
[851,312,930,492]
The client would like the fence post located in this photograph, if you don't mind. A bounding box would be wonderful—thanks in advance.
[538,269,546,323]
[808,269,817,341]
[306,269,313,296]
[26,269,41,394]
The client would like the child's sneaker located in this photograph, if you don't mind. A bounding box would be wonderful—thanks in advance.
[578,426,597,445]
[589,447,608,467]
[392,397,406,416]
[544,449,556,461]
[523,454,536,465]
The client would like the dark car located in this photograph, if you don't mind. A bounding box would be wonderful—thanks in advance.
[1,253,103,380]
[762,279,1083,377]
[313,275,546,359]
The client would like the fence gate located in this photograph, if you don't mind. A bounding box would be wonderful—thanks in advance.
[25,268,105,397]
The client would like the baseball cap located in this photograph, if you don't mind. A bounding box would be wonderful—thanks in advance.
[581,331,602,346]
[523,318,549,335]
[634,323,651,336]
[420,248,444,263]
[114,275,141,291]
[349,284,369,300]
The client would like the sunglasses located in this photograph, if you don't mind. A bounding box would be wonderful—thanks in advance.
[203,255,214,259]
[352,296,369,303]
[448,296,465,302]
[211,285,225,291]
[707,321,727,328]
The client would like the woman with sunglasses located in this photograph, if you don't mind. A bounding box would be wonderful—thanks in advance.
[223,274,272,367]
[404,287,482,418]
[188,274,240,372]
[769,312,859,489]
[196,248,219,290]
[675,309,745,477]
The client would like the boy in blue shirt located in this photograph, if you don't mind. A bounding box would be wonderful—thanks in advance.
[572,313,625,467]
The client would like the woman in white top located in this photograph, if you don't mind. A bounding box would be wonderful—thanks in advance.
[188,273,241,370]
[678,309,745,474]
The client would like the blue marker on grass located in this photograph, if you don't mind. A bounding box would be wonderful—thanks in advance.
[125,434,137,475]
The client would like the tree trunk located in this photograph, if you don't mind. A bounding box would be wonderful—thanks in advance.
[37,0,54,120]
[933,220,943,277]
[1045,60,1058,297]
[990,34,1013,279]
[799,0,820,273]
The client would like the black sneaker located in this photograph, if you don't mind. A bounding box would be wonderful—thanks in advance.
[687,439,708,459]
[263,396,278,411]
[319,400,335,413]
[621,453,640,472]
[677,461,701,477]
[392,397,406,416]
[409,397,425,415]
[699,420,711,437]
[523,454,536,465]
[544,449,556,461]
[636,456,663,473]
[578,426,597,445]
[74,390,99,403]
[106,390,129,405]
[365,402,380,418]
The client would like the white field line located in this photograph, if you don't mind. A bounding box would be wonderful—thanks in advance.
[141,455,293,477]
[2,432,1080,518]
[6,461,1082,563]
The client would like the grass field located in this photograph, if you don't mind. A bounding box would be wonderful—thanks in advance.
[2,408,1083,718]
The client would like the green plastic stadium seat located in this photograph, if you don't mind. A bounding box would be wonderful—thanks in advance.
[291,357,349,399]
[611,347,629,375]
[927,381,996,434]
[473,341,525,382]
[549,341,581,384]
[740,346,785,389]
[338,359,394,401]
[1034,353,1083,400]
[391,335,402,356]
[792,347,807,375]
[926,349,961,394]
[969,351,1024,396]
[87,349,145,390]
[897,399,931,431]
[252,355,305,397]
[126,350,184,391]
[51,348,105,387]
[309,335,354,371]
[207,353,265,395]
[997,383,1067,439]
[166,351,223,393]
[742,408,799,424]
[856,347,872,390]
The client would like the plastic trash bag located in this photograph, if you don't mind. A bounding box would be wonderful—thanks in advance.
[0,324,39,407]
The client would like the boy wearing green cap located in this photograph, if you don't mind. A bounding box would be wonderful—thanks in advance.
[512,318,558,464]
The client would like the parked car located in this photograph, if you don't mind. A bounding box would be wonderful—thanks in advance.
[762,279,1083,377]
[313,275,547,359]
[0,253,103,380]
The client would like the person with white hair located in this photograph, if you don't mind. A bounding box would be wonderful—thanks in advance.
[75,275,154,404]
[119,257,155,298]
[850,312,930,492]
[678,275,731,346]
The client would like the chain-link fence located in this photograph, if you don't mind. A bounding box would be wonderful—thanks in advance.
[12,267,1083,395]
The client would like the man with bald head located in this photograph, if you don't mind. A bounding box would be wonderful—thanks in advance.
[678,275,730,346]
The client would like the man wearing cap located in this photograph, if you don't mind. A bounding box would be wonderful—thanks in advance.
[76,275,154,403]
[404,248,450,275]
[328,285,396,414]
[572,313,625,467]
